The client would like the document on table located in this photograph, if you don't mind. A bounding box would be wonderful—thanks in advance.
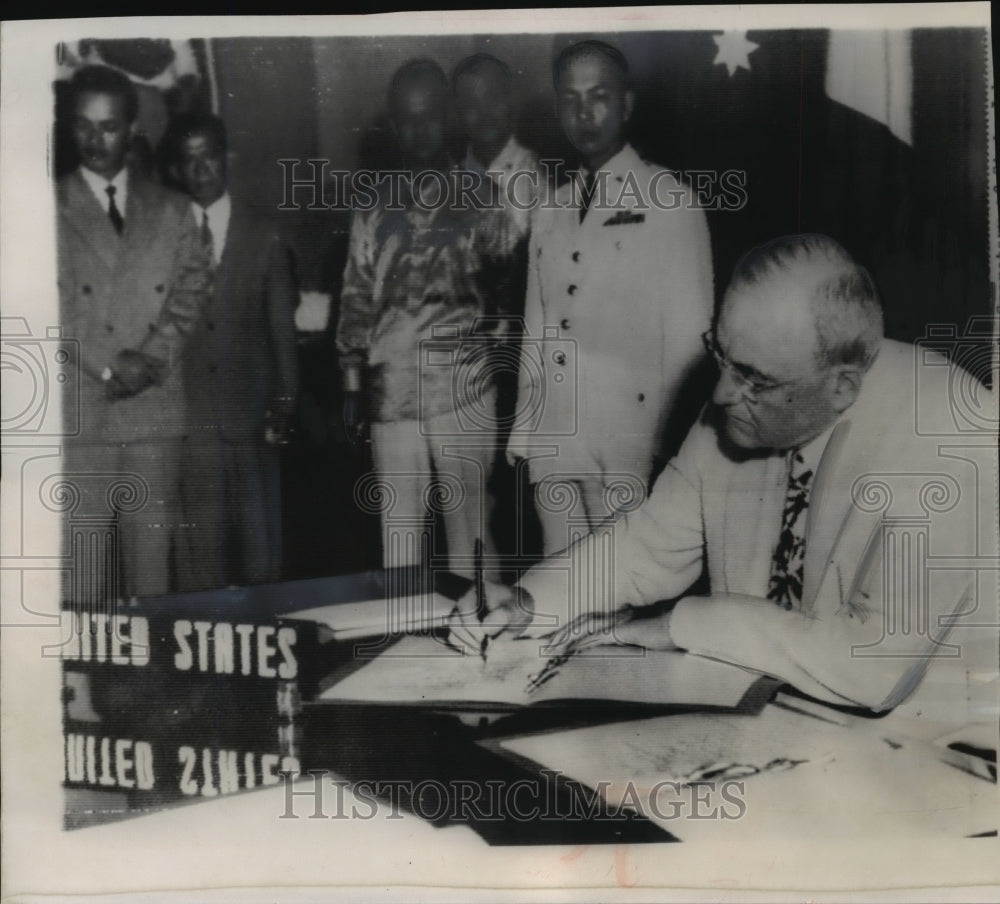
[316,633,769,710]
[494,703,998,839]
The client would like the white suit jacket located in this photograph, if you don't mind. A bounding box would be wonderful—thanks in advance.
[507,144,714,484]
[520,339,998,717]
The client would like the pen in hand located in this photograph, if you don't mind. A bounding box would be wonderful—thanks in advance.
[444,569,534,659]
[474,538,487,662]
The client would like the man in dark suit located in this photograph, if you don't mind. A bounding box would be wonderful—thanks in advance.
[57,65,213,601]
[165,112,299,591]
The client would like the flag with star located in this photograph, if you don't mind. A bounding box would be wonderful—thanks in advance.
[615,28,990,371]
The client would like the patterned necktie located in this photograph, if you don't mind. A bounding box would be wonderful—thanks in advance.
[106,185,124,235]
[200,209,214,262]
[767,449,814,610]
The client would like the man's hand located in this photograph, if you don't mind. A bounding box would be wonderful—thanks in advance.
[504,437,529,469]
[105,350,163,400]
[537,607,678,656]
[264,396,296,446]
[446,581,535,657]
[342,390,366,447]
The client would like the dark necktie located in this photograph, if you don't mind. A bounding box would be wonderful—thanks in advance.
[200,209,214,260]
[106,185,124,235]
[767,449,814,610]
[579,172,596,223]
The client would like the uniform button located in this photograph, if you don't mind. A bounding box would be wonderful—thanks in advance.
[155,284,165,293]
[207,322,215,331]
[553,351,566,366]
[571,251,580,262]
[209,365,218,374]
[567,284,577,295]
[560,318,570,330]
[637,393,645,402]
[81,285,92,295]
[104,324,114,333]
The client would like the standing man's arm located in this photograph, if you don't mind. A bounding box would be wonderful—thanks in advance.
[472,205,518,334]
[56,231,107,385]
[661,184,714,369]
[263,233,301,444]
[652,195,716,464]
[686,201,715,332]
[336,208,378,440]
[505,213,544,467]
[135,205,213,379]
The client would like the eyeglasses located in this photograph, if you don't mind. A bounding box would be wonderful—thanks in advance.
[701,330,792,402]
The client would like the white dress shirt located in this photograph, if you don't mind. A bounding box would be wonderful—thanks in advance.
[79,165,129,218]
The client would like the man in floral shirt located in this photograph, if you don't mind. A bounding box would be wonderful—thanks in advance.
[337,58,514,579]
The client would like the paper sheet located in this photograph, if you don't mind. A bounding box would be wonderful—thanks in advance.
[498,703,998,839]
[318,634,764,708]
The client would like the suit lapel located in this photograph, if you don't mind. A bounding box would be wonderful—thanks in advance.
[217,203,248,280]
[722,452,786,595]
[802,407,891,615]
[59,170,120,271]
[802,419,855,608]
[596,145,641,224]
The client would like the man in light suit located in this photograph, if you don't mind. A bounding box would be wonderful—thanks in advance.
[506,40,714,555]
[57,65,212,601]
[165,113,300,591]
[455,234,997,724]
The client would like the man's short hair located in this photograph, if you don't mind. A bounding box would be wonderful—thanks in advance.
[388,58,449,112]
[162,112,228,166]
[552,39,630,89]
[452,53,512,95]
[729,234,885,371]
[68,65,140,124]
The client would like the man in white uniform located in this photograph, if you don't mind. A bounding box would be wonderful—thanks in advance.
[506,40,715,555]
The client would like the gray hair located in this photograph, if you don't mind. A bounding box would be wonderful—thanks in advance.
[729,234,884,371]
